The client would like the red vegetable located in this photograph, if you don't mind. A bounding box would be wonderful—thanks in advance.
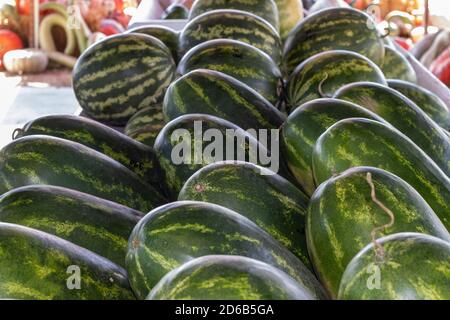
[98,18,124,36]
[0,29,24,69]
[394,37,411,51]
[16,0,45,16]
[430,46,450,87]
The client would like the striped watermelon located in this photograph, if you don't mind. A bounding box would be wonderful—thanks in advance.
[126,201,327,299]
[125,25,180,62]
[334,82,450,177]
[188,0,279,31]
[312,118,450,230]
[148,255,316,300]
[154,114,272,198]
[388,79,450,130]
[163,69,285,130]
[0,222,135,299]
[73,33,176,124]
[281,98,388,196]
[16,114,165,195]
[124,104,165,148]
[0,185,142,267]
[283,8,384,75]
[380,46,416,83]
[273,0,304,40]
[286,50,387,112]
[180,9,282,65]
[178,161,311,266]
[177,39,283,106]
[0,135,166,212]
[338,233,450,300]
[307,166,450,298]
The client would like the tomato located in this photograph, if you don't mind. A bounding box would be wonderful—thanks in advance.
[16,0,46,16]
[0,29,24,69]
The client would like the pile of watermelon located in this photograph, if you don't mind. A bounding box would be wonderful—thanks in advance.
[0,0,449,300]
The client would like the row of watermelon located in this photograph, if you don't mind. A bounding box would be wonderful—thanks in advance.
[1,2,449,300]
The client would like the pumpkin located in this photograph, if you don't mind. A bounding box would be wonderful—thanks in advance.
[3,49,48,74]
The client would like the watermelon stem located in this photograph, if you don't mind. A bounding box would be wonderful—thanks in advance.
[11,128,24,140]
[318,73,332,98]
[366,172,396,262]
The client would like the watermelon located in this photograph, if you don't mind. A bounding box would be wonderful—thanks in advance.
[312,118,450,230]
[338,233,450,300]
[126,201,327,299]
[179,9,282,65]
[0,135,166,212]
[125,25,179,62]
[177,39,283,106]
[286,50,387,112]
[380,46,416,83]
[388,79,450,131]
[148,255,316,300]
[0,222,135,299]
[283,7,384,75]
[281,98,388,196]
[163,69,285,131]
[334,82,450,177]
[73,33,176,125]
[0,185,143,267]
[154,114,273,198]
[188,0,279,31]
[273,0,304,40]
[15,114,165,195]
[307,166,450,298]
[162,3,189,19]
[178,160,311,265]
[124,104,165,148]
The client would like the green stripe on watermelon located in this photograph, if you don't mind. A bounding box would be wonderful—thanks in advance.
[73,33,176,125]
[124,104,165,148]
[338,232,450,300]
[126,201,327,299]
[0,185,143,267]
[283,7,384,75]
[333,81,450,177]
[154,114,274,198]
[307,166,450,298]
[177,39,283,106]
[0,135,166,212]
[16,114,166,196]
[380,46,416,83]
[286,50,387,112]
[148,255,316,300]
[163,69,285,130]
[281,98,389,196]
[125,25,180,62]
[312,118,450,230]
[388,79,450,130]
[180,9,282,65]
[0,222,135,299]
[178,160,311,266]
[188,0,280,32]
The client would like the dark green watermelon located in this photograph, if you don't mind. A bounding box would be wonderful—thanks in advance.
[124,104,165,148]
[286,50,387,112]
[177,39,283,106]
[338,233,450,300]
[180,9,282,65]
[380,46,416,83]
[148,255,316,300]
[73,33,176,124]
[283,7,384,74]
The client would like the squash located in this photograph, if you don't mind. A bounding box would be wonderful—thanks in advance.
[3,49,48,74]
